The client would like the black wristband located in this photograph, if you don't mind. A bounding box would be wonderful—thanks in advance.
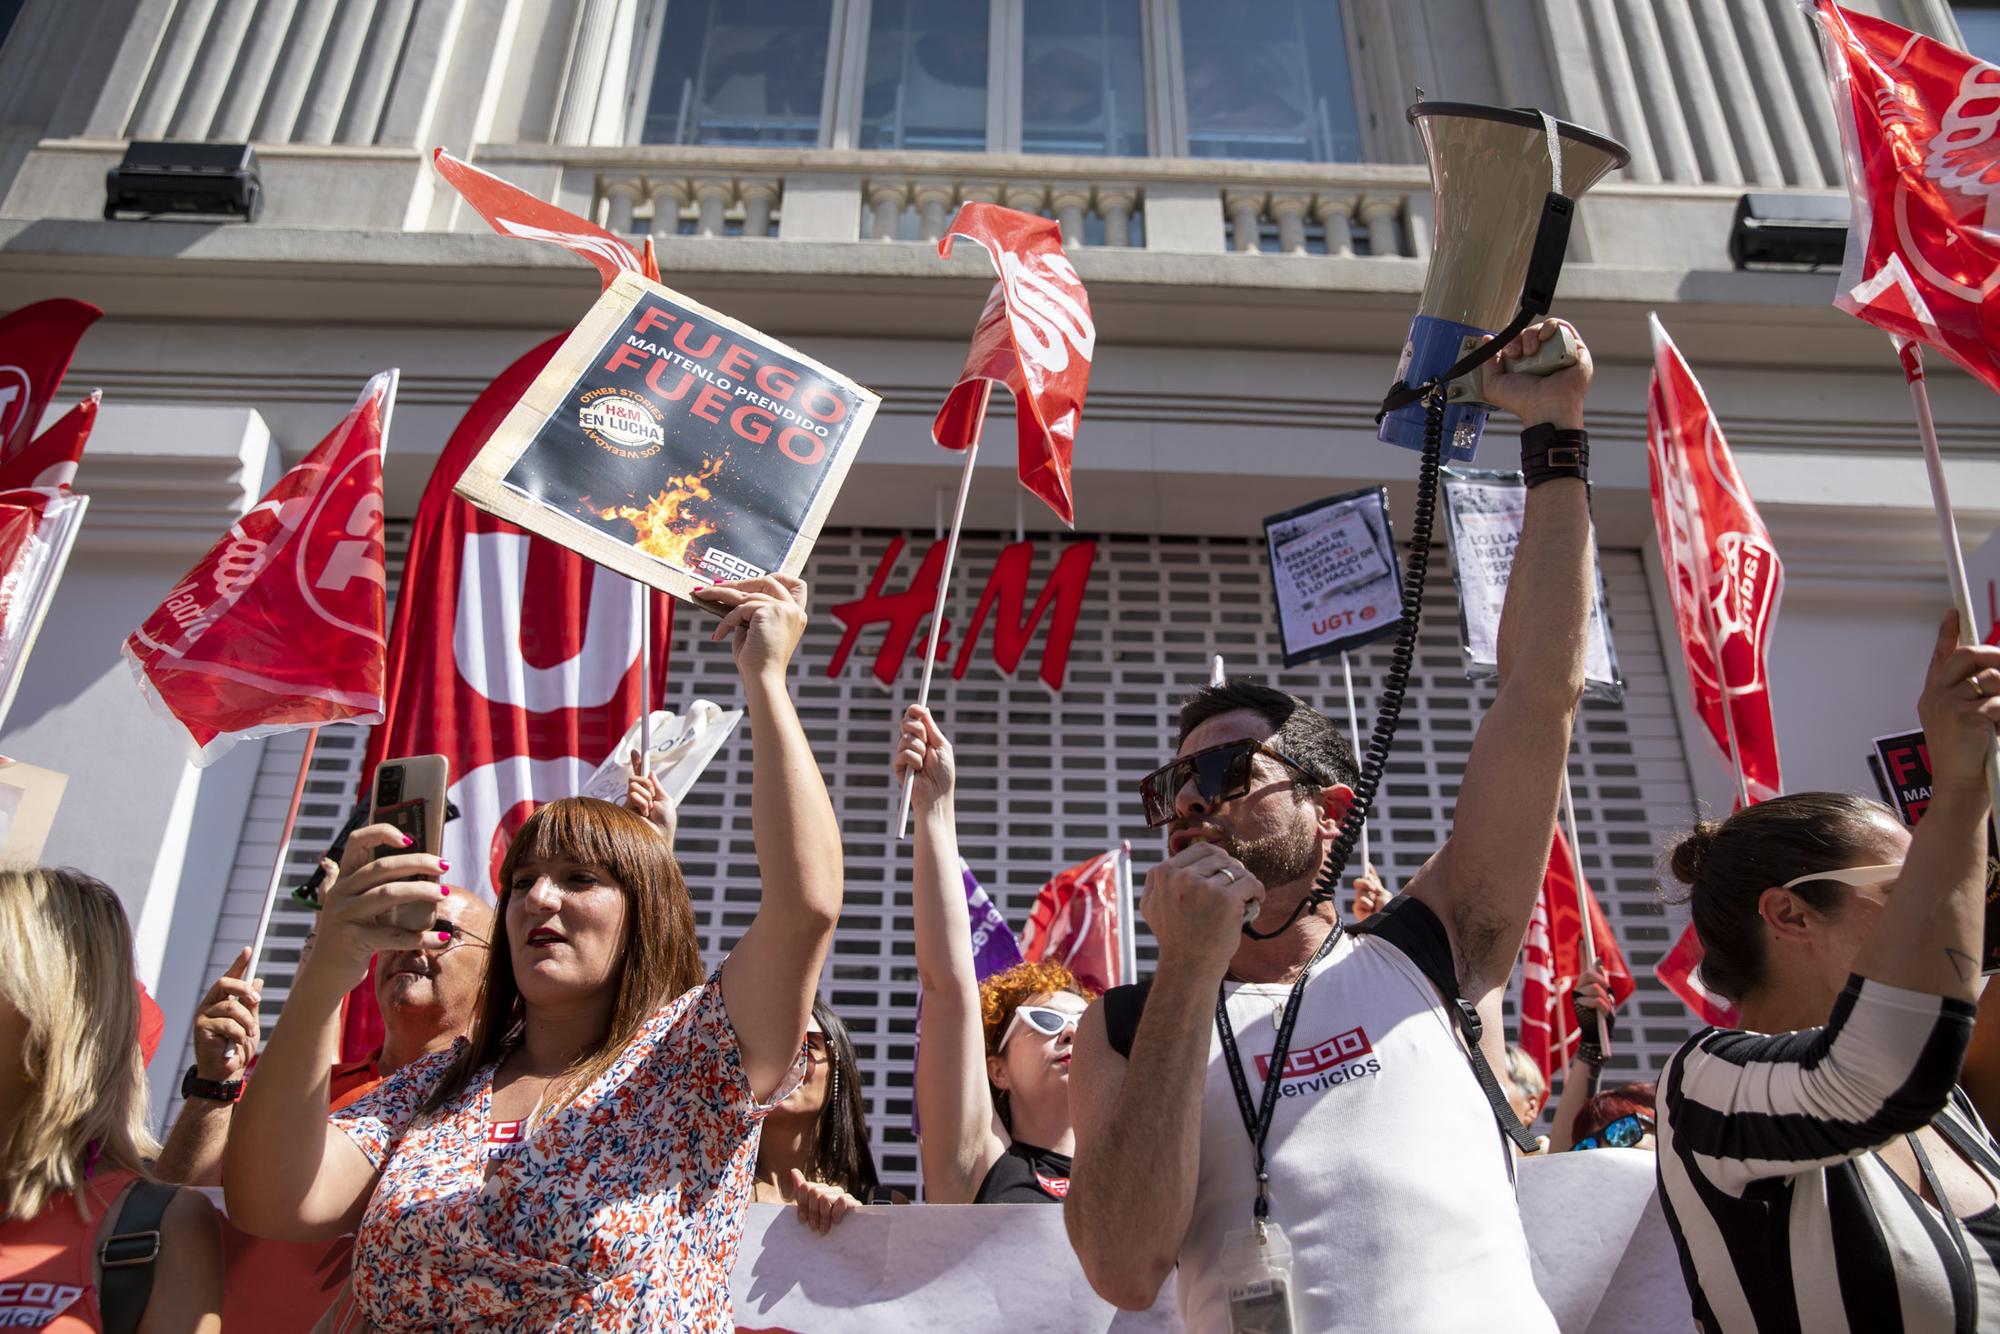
[180,1064,243,1104]
[1522,423,1588,488]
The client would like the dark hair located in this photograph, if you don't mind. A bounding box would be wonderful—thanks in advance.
[805,997,881,1200]
[1663,792,1903,1005]
[1571,1080,1657,1147]
[425,797,703,1114]
[1176,680,1359,796]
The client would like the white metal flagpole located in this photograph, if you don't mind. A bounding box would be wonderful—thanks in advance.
[1901,341,2000,817]
[898,383,993,839]
[638,586,652,776]
[1559,769,1609,1058]
[1340,651,1372,873]
[1117,839,1137,986]
[1209,655,1225,687]
[246,726,319,979]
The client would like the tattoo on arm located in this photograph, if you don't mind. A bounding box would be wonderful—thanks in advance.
[1948,948,1980,984]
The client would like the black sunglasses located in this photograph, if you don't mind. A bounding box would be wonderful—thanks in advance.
[1136,738,1321,828]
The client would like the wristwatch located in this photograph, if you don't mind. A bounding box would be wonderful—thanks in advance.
[181,1064,243,1104]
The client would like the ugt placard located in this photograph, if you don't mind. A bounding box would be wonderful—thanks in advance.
[456,272,881,598]
[1262,488,1403,667]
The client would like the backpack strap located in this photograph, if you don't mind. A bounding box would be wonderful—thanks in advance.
[1353,895,1540,1153]
[99,1179,176,1334]
[1102,978,1154,1060]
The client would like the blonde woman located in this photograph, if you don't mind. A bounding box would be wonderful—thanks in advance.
[0,867,223,1332]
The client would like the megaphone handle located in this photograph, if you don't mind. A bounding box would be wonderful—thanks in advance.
[1499,324,1578,378]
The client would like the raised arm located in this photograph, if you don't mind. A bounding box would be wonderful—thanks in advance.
[706,576,843,1102]
[153,947,261,1186]
[894,704,1008,1201]
[1663,616,1997,1190]
[223,831,447,1240]
[1546,962,1619,1152]
[1408,318,1595,999]
[1067,842,1264,1310]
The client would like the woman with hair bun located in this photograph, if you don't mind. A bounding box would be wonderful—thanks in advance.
[1654,612,2000,1333]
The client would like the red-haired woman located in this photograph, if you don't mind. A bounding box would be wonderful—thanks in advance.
[895,705,1095,1203]
[225,577,841,1331]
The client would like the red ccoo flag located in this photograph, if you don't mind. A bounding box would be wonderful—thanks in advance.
[346,341,671,1058]
[1656,920,1738,1029]
[1020,849,1124,994]
[1647,317,1785,805]
[0,299,100,466]
[124,374,394,765]
[933,204,1095,525]
[1810,3,2000,399]
[1518,827,1635,1086]
[433,150,655,287]
[0,393,98,723]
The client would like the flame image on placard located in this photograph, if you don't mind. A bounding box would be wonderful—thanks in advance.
[595,454,727,570]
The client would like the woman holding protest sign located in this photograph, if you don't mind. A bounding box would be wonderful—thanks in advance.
[225,576,840,1331]
[1656,611,2000,1332]
[895,704,1094,1204]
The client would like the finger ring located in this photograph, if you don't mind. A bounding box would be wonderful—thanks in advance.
[1973,674,1988,701]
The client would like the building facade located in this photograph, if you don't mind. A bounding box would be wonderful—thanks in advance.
[2,0,1996,1187]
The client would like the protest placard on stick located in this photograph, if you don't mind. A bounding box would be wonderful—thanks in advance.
[1870,726,2000,973]
[456,271,880,601]
[1441,467,1623,702]
[1261,486,1403,668]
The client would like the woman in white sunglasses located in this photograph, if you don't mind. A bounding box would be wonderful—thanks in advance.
[894,705,1094,1203]
[1654,611,2000,1334]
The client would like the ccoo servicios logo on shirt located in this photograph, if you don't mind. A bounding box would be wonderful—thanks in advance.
[1256,1024,1383,1098]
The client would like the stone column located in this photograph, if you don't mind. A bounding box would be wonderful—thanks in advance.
[1050,187,1091,248]
[211,0,302,142]
[1223,189,1264,253]
[1358,197,1403,258]
[602,176,642,235]
[1314,195,1357,258]
[867,181,908,240]
[739,181,780,238]
[126,0,221,139]
[253,0,339,141]
[693,179,732,237]
[293,0,380,144]
[1269,194,1310,256]
[555,0,622,145]
[167,0,258,139]
[1096,187,1136,248]
[914,183,955,241]
[648,178,691,237]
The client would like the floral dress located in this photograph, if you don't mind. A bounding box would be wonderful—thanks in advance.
[331,967,801,1331]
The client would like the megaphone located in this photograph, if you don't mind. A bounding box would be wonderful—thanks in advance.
[1378,103,1629,462]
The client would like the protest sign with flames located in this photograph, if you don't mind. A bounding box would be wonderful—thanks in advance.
[455,272,879,600]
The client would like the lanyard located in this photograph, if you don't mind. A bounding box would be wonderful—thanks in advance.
[1908,1130,1980,1330]
[1216,920,1343,1235]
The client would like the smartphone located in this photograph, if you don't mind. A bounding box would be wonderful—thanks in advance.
[369,755,450,932]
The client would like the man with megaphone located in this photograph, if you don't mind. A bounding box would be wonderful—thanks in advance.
[1066,318,1596,1333]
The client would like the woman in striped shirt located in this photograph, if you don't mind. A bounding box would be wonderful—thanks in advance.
[1655,612,2000,1333]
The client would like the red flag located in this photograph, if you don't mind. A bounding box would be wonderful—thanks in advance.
[1647,318,1785,805]
[1019,849,1123,994]
[123,375,393,765]
[1657,923,1738,1028]
[933,204,1095,526]
[433,150,645,290]
[346,341,671,1058]
[1517,828,1635,1086]
[0,299,99,465]
[1810,3,2000,398]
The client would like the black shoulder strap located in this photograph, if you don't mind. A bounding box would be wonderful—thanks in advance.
[1354,895,1540,1153]
[99,1179,176,1334]
[1102,978,1154,1060]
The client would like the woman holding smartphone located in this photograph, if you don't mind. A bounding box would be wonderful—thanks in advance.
[225,577,840,1331]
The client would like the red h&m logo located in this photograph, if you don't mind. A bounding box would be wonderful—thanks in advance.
[1256,1025,1373,1080]
[825,536,1097,690]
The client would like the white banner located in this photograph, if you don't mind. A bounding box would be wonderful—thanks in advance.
[1441,468,1623,701]
[728,1149,1685,1333]
[1261,486,1403,666]
[578,698,743,806]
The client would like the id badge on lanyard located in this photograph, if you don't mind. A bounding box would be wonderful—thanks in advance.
[1222,1220,1296,1334]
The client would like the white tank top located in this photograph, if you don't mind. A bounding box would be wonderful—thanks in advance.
[1178,927,1556,1333]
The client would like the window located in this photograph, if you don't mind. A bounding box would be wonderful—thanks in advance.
[1177,0,1361,162]
[1955,3,2000,65]
[859,0,991,151]
[640,0,833,146]
[1022,0,1148,156]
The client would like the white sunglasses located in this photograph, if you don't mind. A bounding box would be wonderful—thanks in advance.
[1777,863,1903,892]
[999,1004,1081,1051]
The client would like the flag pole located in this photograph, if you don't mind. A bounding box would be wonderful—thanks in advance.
[898,383,993,839]
[639,587,652,777]
[1899,340,2000,814]
[1559,768,1608,1058]
[1117,838,1137,986]
[1209,655,1225,687]
[1340,651,1372,875]
[246,726,318,979]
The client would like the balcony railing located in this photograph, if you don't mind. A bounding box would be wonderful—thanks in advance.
[471,145,1434,260]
